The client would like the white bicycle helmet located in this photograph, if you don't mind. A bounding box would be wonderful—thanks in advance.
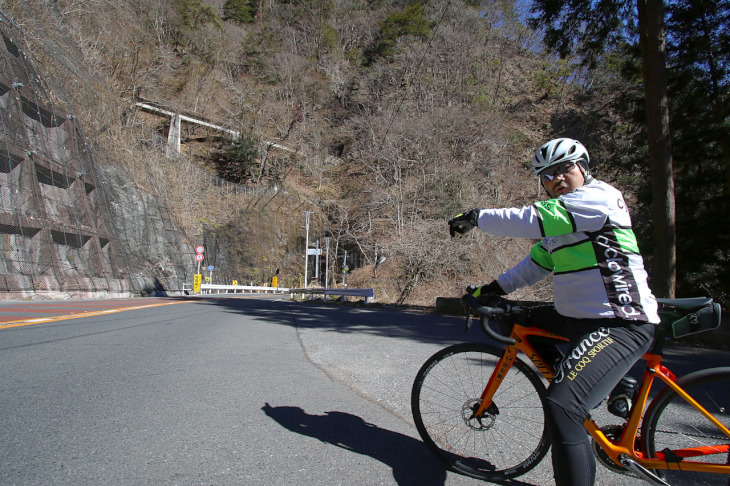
[531,138,590,175]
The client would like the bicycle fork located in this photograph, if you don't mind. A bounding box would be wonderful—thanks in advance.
[471,345,519,420]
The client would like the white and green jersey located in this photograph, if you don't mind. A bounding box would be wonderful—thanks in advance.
[477,180,660,323]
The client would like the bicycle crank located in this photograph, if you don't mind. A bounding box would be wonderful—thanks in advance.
[461,399,497,430]
[592,427,670,485]
[592,426,631,474]
[618,455,670,486]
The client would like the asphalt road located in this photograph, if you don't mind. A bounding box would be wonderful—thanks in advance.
[1,295,728,485]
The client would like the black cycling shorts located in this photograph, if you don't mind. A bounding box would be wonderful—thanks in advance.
[526,305,657,486]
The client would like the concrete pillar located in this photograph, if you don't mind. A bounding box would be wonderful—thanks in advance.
[166,113,181,158]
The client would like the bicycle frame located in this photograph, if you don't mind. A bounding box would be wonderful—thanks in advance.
[474,322,730,474]
[474,323,565,418]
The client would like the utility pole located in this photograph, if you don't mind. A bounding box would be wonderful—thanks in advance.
[324,237,330,289]
[314,239,320,280]
[303,211,312,289]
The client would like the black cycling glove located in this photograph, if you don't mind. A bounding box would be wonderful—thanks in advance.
[466,280,506,302]
[448,209,481,237]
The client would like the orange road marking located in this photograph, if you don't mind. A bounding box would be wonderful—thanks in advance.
[0,300,193,330]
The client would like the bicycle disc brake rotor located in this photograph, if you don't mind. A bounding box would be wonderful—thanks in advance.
[462,399,496,430]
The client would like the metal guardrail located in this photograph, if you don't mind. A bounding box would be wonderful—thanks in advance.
[291,288,374,303]
[181,283,290,294]
[181,283,373,303]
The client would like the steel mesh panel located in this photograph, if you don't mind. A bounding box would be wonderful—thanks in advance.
[0,10,290,297]
[0,12,124,296]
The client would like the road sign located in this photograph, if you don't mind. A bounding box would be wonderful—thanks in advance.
[195,254,204,262]
[307,248,322,255]
[208,265,214,271]
[195,246,205,254]
[193,274,201,293]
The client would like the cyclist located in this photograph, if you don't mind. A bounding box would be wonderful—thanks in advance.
[448,138,660,486]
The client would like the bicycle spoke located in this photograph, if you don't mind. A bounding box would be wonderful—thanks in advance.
[643,367,730,485]
[412,343,550,481]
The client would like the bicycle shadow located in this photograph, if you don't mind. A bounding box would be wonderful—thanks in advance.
[262,403,449,485]
[262,403,539,486]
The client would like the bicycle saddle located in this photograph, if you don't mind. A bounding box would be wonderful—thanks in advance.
[656,297,713,312]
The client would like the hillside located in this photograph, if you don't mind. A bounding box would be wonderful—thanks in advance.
[0,0,616,305]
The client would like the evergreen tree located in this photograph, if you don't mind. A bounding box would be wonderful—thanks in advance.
[664,0,730,300]
[213,136,260,183]
[531,0,730,302]
[365,4,435,64]
[177,0,223,29]
[530,0,677,297]
[223,0,257,24]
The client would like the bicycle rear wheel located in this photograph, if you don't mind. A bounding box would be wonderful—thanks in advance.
[411,342,550,481]
[642,367,730,485]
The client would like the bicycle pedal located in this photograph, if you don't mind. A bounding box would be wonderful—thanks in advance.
[618,454,670,486]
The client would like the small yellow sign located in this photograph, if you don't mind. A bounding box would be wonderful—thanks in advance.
[232,280,238,286]
[272,276,278,288]
[193,274,202,293]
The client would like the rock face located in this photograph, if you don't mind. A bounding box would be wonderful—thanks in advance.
[0,14,191,300]
[96,164,194,296]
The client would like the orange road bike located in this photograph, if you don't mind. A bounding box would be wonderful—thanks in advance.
[411,294,728,485]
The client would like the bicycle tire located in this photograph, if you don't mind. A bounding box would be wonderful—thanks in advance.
[411,342,550,481]
[642,367,730,485]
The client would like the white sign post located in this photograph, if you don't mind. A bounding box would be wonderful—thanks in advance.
[325,237,330,289]
[195,246,205,274]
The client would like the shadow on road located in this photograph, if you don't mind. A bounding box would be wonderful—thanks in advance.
[262,403,541,486]
[193,296,730,372]
[192,295,480,347]
[262,403,450,485]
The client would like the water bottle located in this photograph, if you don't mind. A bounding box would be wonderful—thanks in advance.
[607,375,637,418]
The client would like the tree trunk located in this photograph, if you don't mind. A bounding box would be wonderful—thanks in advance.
[637,0,676,298]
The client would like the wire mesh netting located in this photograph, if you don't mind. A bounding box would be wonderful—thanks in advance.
[0,15,134,298]
[0,9,305,299]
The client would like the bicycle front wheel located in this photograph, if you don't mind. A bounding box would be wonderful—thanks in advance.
[411,342,550,481]
[642,367,730,485]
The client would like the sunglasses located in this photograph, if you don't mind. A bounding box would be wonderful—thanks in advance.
[540,162,577,181]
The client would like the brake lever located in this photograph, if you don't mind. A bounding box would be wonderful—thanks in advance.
[461,293,517,345]
[464,312,474,332]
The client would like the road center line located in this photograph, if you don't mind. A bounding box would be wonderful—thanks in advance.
[0,301,193,330]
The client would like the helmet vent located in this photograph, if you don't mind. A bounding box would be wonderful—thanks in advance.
[531,138,590,175]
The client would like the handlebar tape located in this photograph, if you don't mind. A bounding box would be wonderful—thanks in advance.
[461,294,516,346]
